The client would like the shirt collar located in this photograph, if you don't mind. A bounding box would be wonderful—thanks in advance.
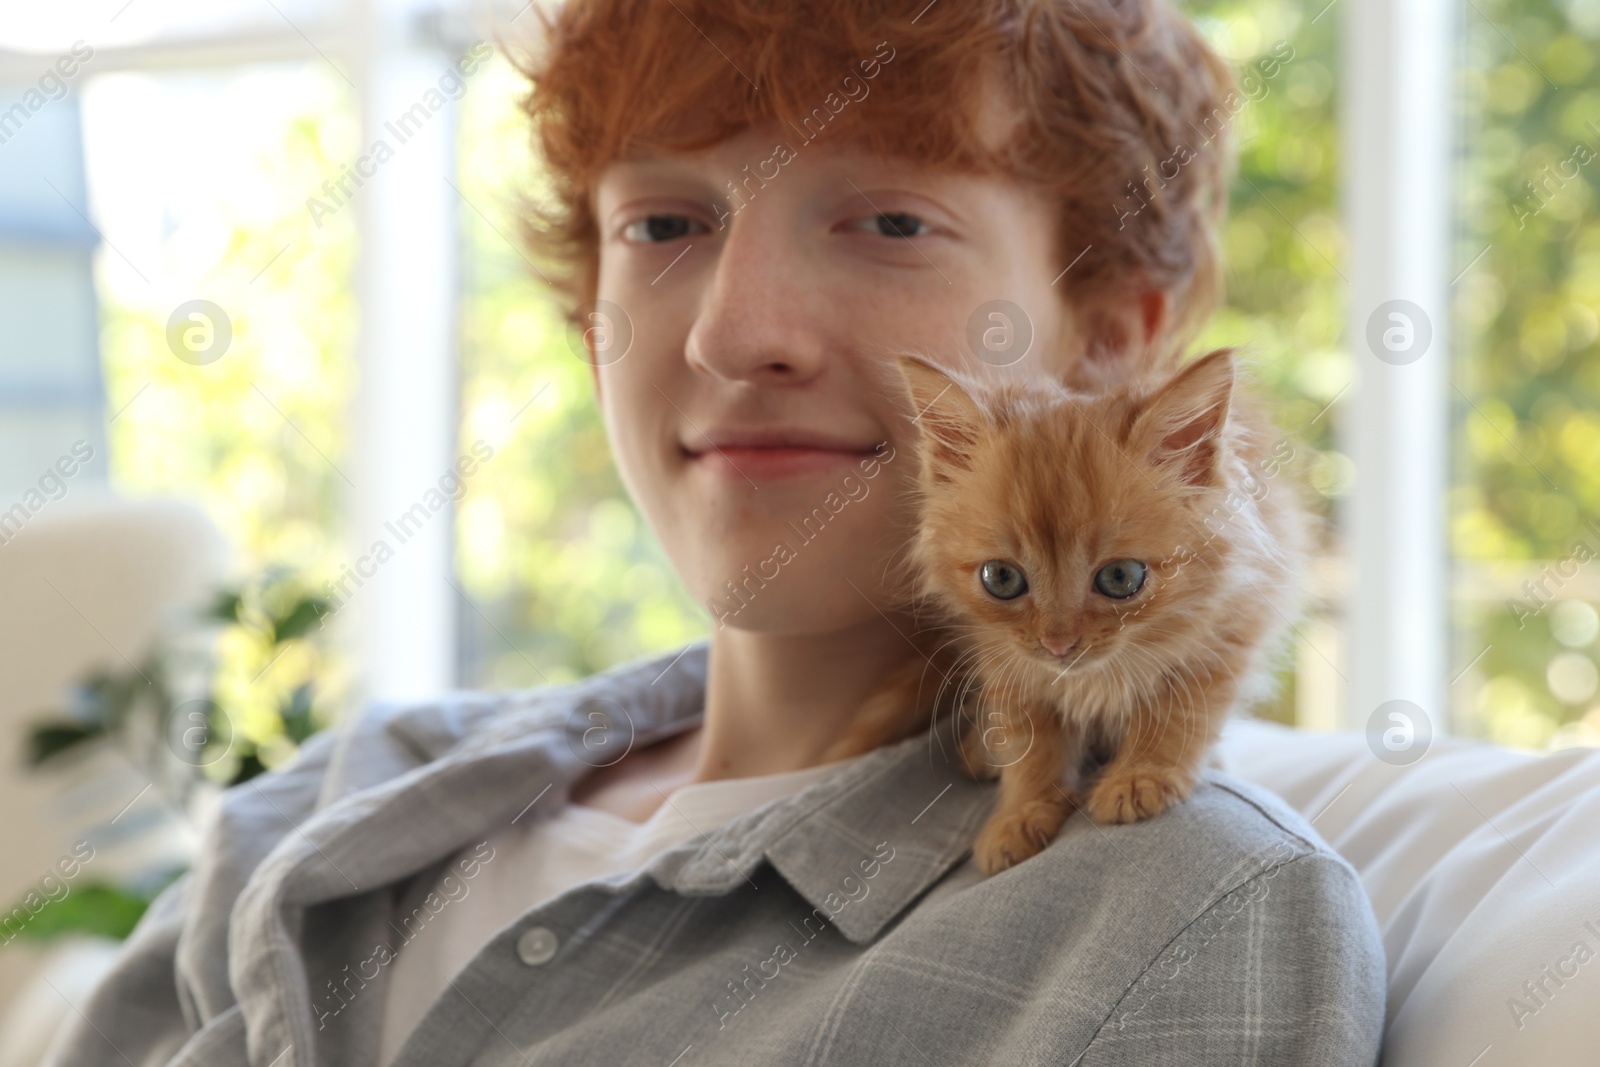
[382,640,714,766]
[664,732,991,943]
[386,639,993,944]
[228,642,991,1055]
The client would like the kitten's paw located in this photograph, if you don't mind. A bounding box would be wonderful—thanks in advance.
[1084,767,1191,824]
[958,727,1002,781]
[972,794,1072,875]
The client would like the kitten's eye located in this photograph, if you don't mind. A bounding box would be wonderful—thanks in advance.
[621,214,707,243]
[979,560,1029,600]
[1093,559,1147,599]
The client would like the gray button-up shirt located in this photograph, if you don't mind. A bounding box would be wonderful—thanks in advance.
[44,642,1385,1066]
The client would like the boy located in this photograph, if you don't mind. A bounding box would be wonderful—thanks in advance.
[46,1,1385,1063]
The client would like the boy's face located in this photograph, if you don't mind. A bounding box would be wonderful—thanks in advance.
[589,121,1073,635]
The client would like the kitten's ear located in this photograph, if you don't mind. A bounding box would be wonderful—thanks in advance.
[896,357,984,479]
[1130,347,1235,487]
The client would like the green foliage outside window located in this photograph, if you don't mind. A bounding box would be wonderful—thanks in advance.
[1449,0,1600,747]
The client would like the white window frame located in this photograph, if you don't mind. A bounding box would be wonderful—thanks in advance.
[1339,0,1454,732]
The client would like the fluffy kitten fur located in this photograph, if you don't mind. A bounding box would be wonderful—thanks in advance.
[828,347,1308,875]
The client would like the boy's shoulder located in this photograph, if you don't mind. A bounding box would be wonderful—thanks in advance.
[900,767,1384,1056]
[1009,766,1367,919]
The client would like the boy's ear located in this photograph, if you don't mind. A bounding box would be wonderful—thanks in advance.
[896,357,985,480]
[1130,347,1235,488]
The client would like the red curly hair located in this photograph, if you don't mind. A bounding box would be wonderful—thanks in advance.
[513,0,1238,374]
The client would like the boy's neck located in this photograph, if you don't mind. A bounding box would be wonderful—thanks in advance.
[565,619,921,824]
[693,617,921,782]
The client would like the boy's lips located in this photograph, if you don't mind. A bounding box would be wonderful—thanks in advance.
[682,429,882,482]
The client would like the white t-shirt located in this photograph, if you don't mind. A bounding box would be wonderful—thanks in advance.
[377,757,862,1066]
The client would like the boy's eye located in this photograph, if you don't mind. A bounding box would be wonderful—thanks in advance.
[851,211,932,239]
[622,215,707,243]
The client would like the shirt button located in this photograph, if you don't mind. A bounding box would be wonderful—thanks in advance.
[516,926,559,966]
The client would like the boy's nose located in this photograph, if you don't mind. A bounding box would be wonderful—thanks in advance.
[683,212,827,388]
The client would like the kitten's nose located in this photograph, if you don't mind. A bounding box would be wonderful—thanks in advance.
[1040,635,1079,658]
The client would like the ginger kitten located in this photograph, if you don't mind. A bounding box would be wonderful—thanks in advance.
[834,348,1308,875]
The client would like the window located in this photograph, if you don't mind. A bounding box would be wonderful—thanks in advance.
[0,89,105,499]
[12,0,1595,750]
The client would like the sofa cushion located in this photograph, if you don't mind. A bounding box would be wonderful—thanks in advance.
[1216,718,1600,1065]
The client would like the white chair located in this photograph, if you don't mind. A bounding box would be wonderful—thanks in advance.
[1217,717,1600,1065]
[0,493,226,1067]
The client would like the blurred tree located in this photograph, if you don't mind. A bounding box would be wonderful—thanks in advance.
[1449,0,1600,748]
[97,67,357,594]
